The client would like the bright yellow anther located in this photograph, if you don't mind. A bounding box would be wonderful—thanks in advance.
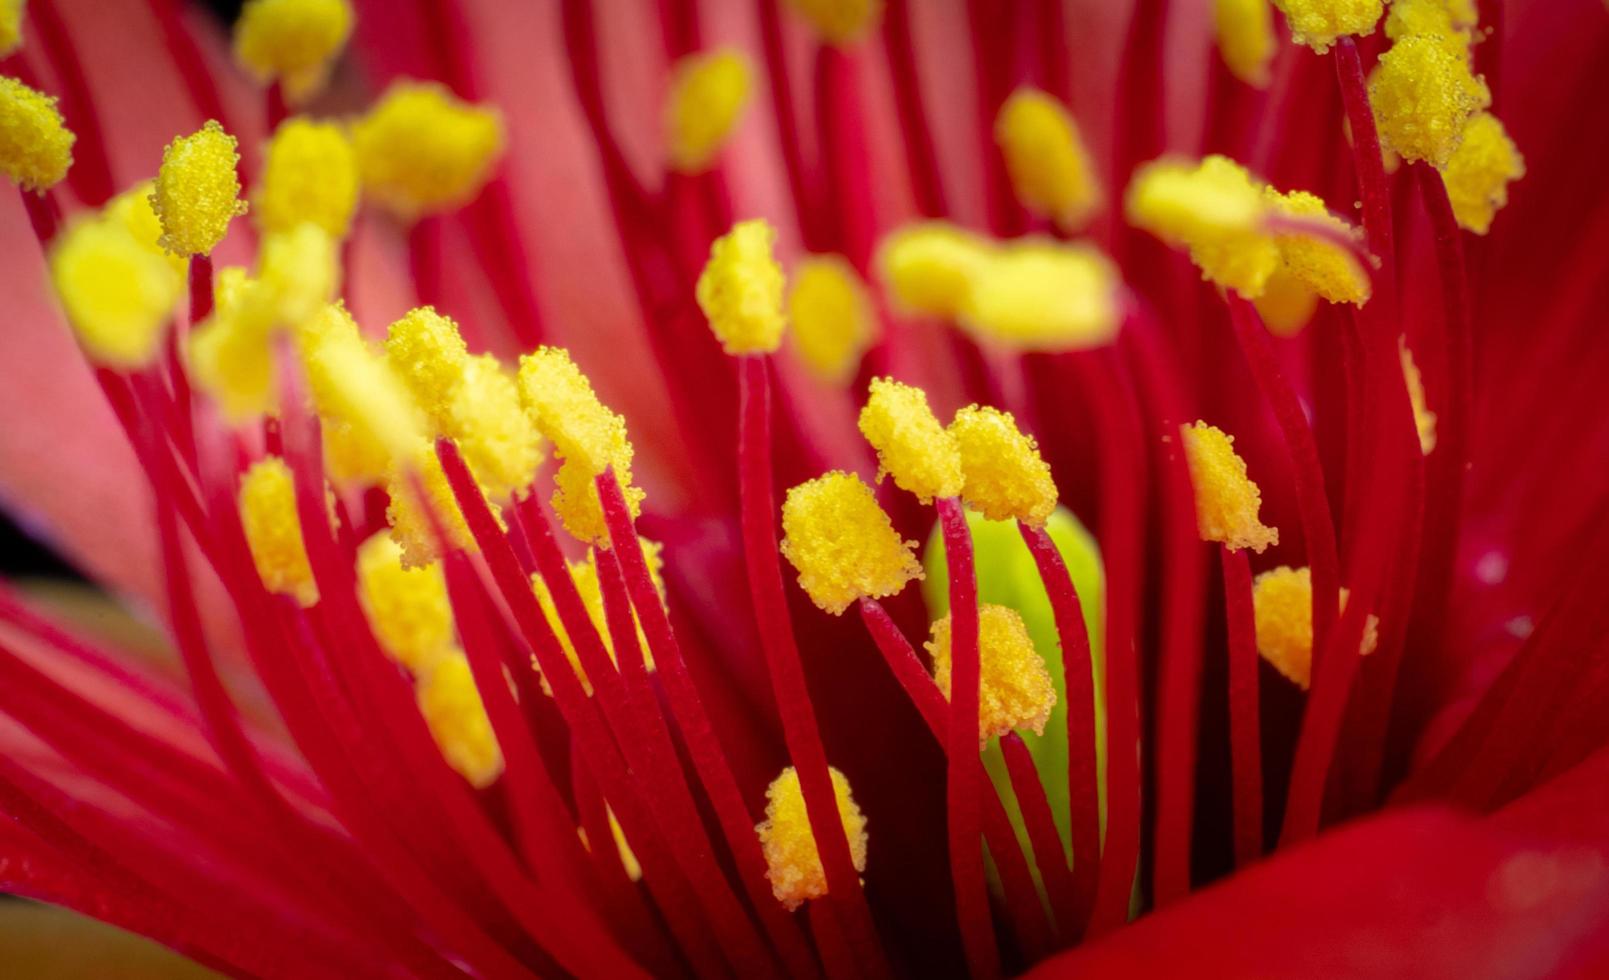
[258,222,340,325]
[1368,33,1490,168]
[445,354,544,502]
[1126,155,1278,298]
[49,216,182,369]
[756,766,868,910]
[552,454,642,548]
[0,75,75,192]
[1399,337,1437,455]
[784,0,883,45]
[416,654,503,788]
[1253,268,1320,337]
[1270,0,1383,52]
[356,532,455,675]
[384,306,470,429]
[859,377,963,503]
[788,253,876,385]
[1266,189,1370,306]
[387,444,488,568]
[665,49,752,174]
[0,0,23,58]
[1252,566,1379,690]
[105,181,187,277]
[256,118,359,238]
[233,0,351,103]
[187,310,274,422]
[927,603,1058,742]
[876,221,995,320]
[949,406,1057,528]
[300,308,427,465]
[779,471,923,615]
[697,218,787,356]
[995,87,1101,232]
[1439,112,1523,235]
[151,121,247,257]
[239,457,319,606]
[1385,0,1476,56]
[1181,421,1279,553]
[1215,0,1276,87]
[353,80,505,219]
[958,239,1121,351]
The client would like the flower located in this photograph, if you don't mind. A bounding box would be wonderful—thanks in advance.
[0,0,1606,977]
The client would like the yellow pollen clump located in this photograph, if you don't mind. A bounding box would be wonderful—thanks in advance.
[1254,268,1321,337]
[356,532,455,675]
[1384,0,1475,56]
[300,308,428,465]
[387,444,490,569]
[552,454,643,548]
[927,603,1058,742]
[1270,0,1383,53]
[384,306,471,430]
[1,0,23,58]
[1399,337,1437,455]
[1266,188,1371,306]
[784,0,884,45]
[1252,566,1379,690]
[958,239,1121,351]
[696,218,788,356]
[756,766,868,911]
[877,221,996,320]
[664,49,753,174]
[49,216,183,370]
[779,471,923,615]
[859,377,963,503]
[353,80,505,219]
[105,181,187,278]
[445,354,544,503]
[151,121,247,257]
[949,406,1058,528]
[233,0,352,103]
[787,253,877,385]
[1439,112,1524,235]
[1181,421,1279,553]
[995,87,1101,232]
[255,118,360,238]
[238,457,319,606]
[1215,0,1277,88]
[415,654,504,788]
[1367,33,1490,168]
[1126,155,1278,298]
[0,75,76,192]
[257,222,340,326]
[187,310,275,422]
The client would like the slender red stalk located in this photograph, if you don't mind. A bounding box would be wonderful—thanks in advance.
[808,901,858,980]
[812,46,877,264]
[755,0,824,249]
[266,81,288,130]
[19,187,60,243]
[28,0,115,205]
[881,0,948,218]
[1001,732,1079,936]
[408,216,447,309]
[1221,547,1263,868]
[1334,38,1397,315]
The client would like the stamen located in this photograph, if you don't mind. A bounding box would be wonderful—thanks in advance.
[443,355,544,503]
[949,405,1057,528]
[151,121,248,257]
[0,75,75,192]
[787,253,876,385]
[784,0,885,46]
[1438,111,1524,235]
[104,181,187,278]
[755,766,868,911]
[1219,547,1263,867]
[1399,338,1439,455]
[1270,0,1384,53]
[1125,155,1279,297]
[1367,32,1490,168]
[238,456,319,606]
[414,654,505,788]
[926,603,1058,741]
[383,306,471,427]
[876,221,996,319]
[49,214,183,369]
[352,81,505,220]
[695,218,787,355]
[664,49,753,174]
[958,239,1122,351]
[1251,565,1380,690]
[779,471,923,615]
[858,377,963,503]
[1384,0,1477,50]
[994,87,1102,232]
[387,444,489,568]
[355,532,455,675]
[1213,0,1276,88]
[1253,269,1320,336]
[255,118,360,238]
[0,0,20,56]
[1265,189,1371,305]
[232,0,353,105]
[1180,420,1280,553]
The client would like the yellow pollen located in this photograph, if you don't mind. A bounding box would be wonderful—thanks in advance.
[1214,0,1277,88]
[105,181,187,278]
[0,75,75,192]
[958,238,1121,351]
[1,0,22,58]
[1270,0,1384,53]
[552,454,642,548]
[384,306,471,430]
[1126,155,1278,298]
[415,654,504,788]
[151,121,247,257]
[353,80,505,219]
[515,346,629,476]
[1253,268,1321,337]
[356,532,455,675]
[1181,421,1279,553]
[1251,565,1379,690]
[927,603,1058,742]
[756,766,868,911]
[1266,188,1371,306]
[1367,32,1490,168]
[1399,337,1437,455]
[858,377,963,503]
[779,471,923,615]
[876,221,996,320]
[664,49,753,174]
[49,215,183,370]
[255,117,360,238]
[387,444,492,569]
[994,87,1101,232]
[186,309,275,422]
[238,457,319,606]
[1384,0,1476,56]
[948,405,1058,528]
[578,807,642,882]
[1439,112,1524,235]
[257,222,340,326]
[233,0,352,103]
[787,253,877,385]
[445,354,544,503]
[300,307,428,465]
[784,0,884,45]
[697,218,788,356]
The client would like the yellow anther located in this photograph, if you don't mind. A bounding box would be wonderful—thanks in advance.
[515,346,628,476]
[552,454,642,548]
[387,444,490,568]
[784,0,883,45]
[859,377,963,503]
[105,181,187,278]
[353,80,505,219]
[151,121,247,257]
[233,0,352,103]
[1252,565,1379,690]
[0,75,75,192]
[1266,188,1371,306]
[255,118,360,238]
[756,766,868,911]
[788,253,877,385]
[49,216,182,369]
[1270,0,1383,52]
[927,603,1058,741]
[578,807,642,881]
[238,457,319,606]
[445,354,544,503]
[994,87,1101,232]
[697,218,787,356]
[1214,0,1277,87]
[300,308,428,464]
[1384,0,1476,56]
[876,221,995,320]
[1367,33,1489,168]
[356,532,455,675]
[323,418,393,487]
[186,310,276,422]
[257,222,340,326]
[1126,155,1278,298]
[0,0,23,58]
[948,406,1058,528]
[779,471,923,615]
[384,306,470,429]
[533,540,662,694]
[415,654,504,788]
[1181,421,1279,553]
[1439,112,1523,235]
[665,49,753,174]
[1399,337,1437,455]
[958,239,1121,351]
[1253,268,1320,337]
